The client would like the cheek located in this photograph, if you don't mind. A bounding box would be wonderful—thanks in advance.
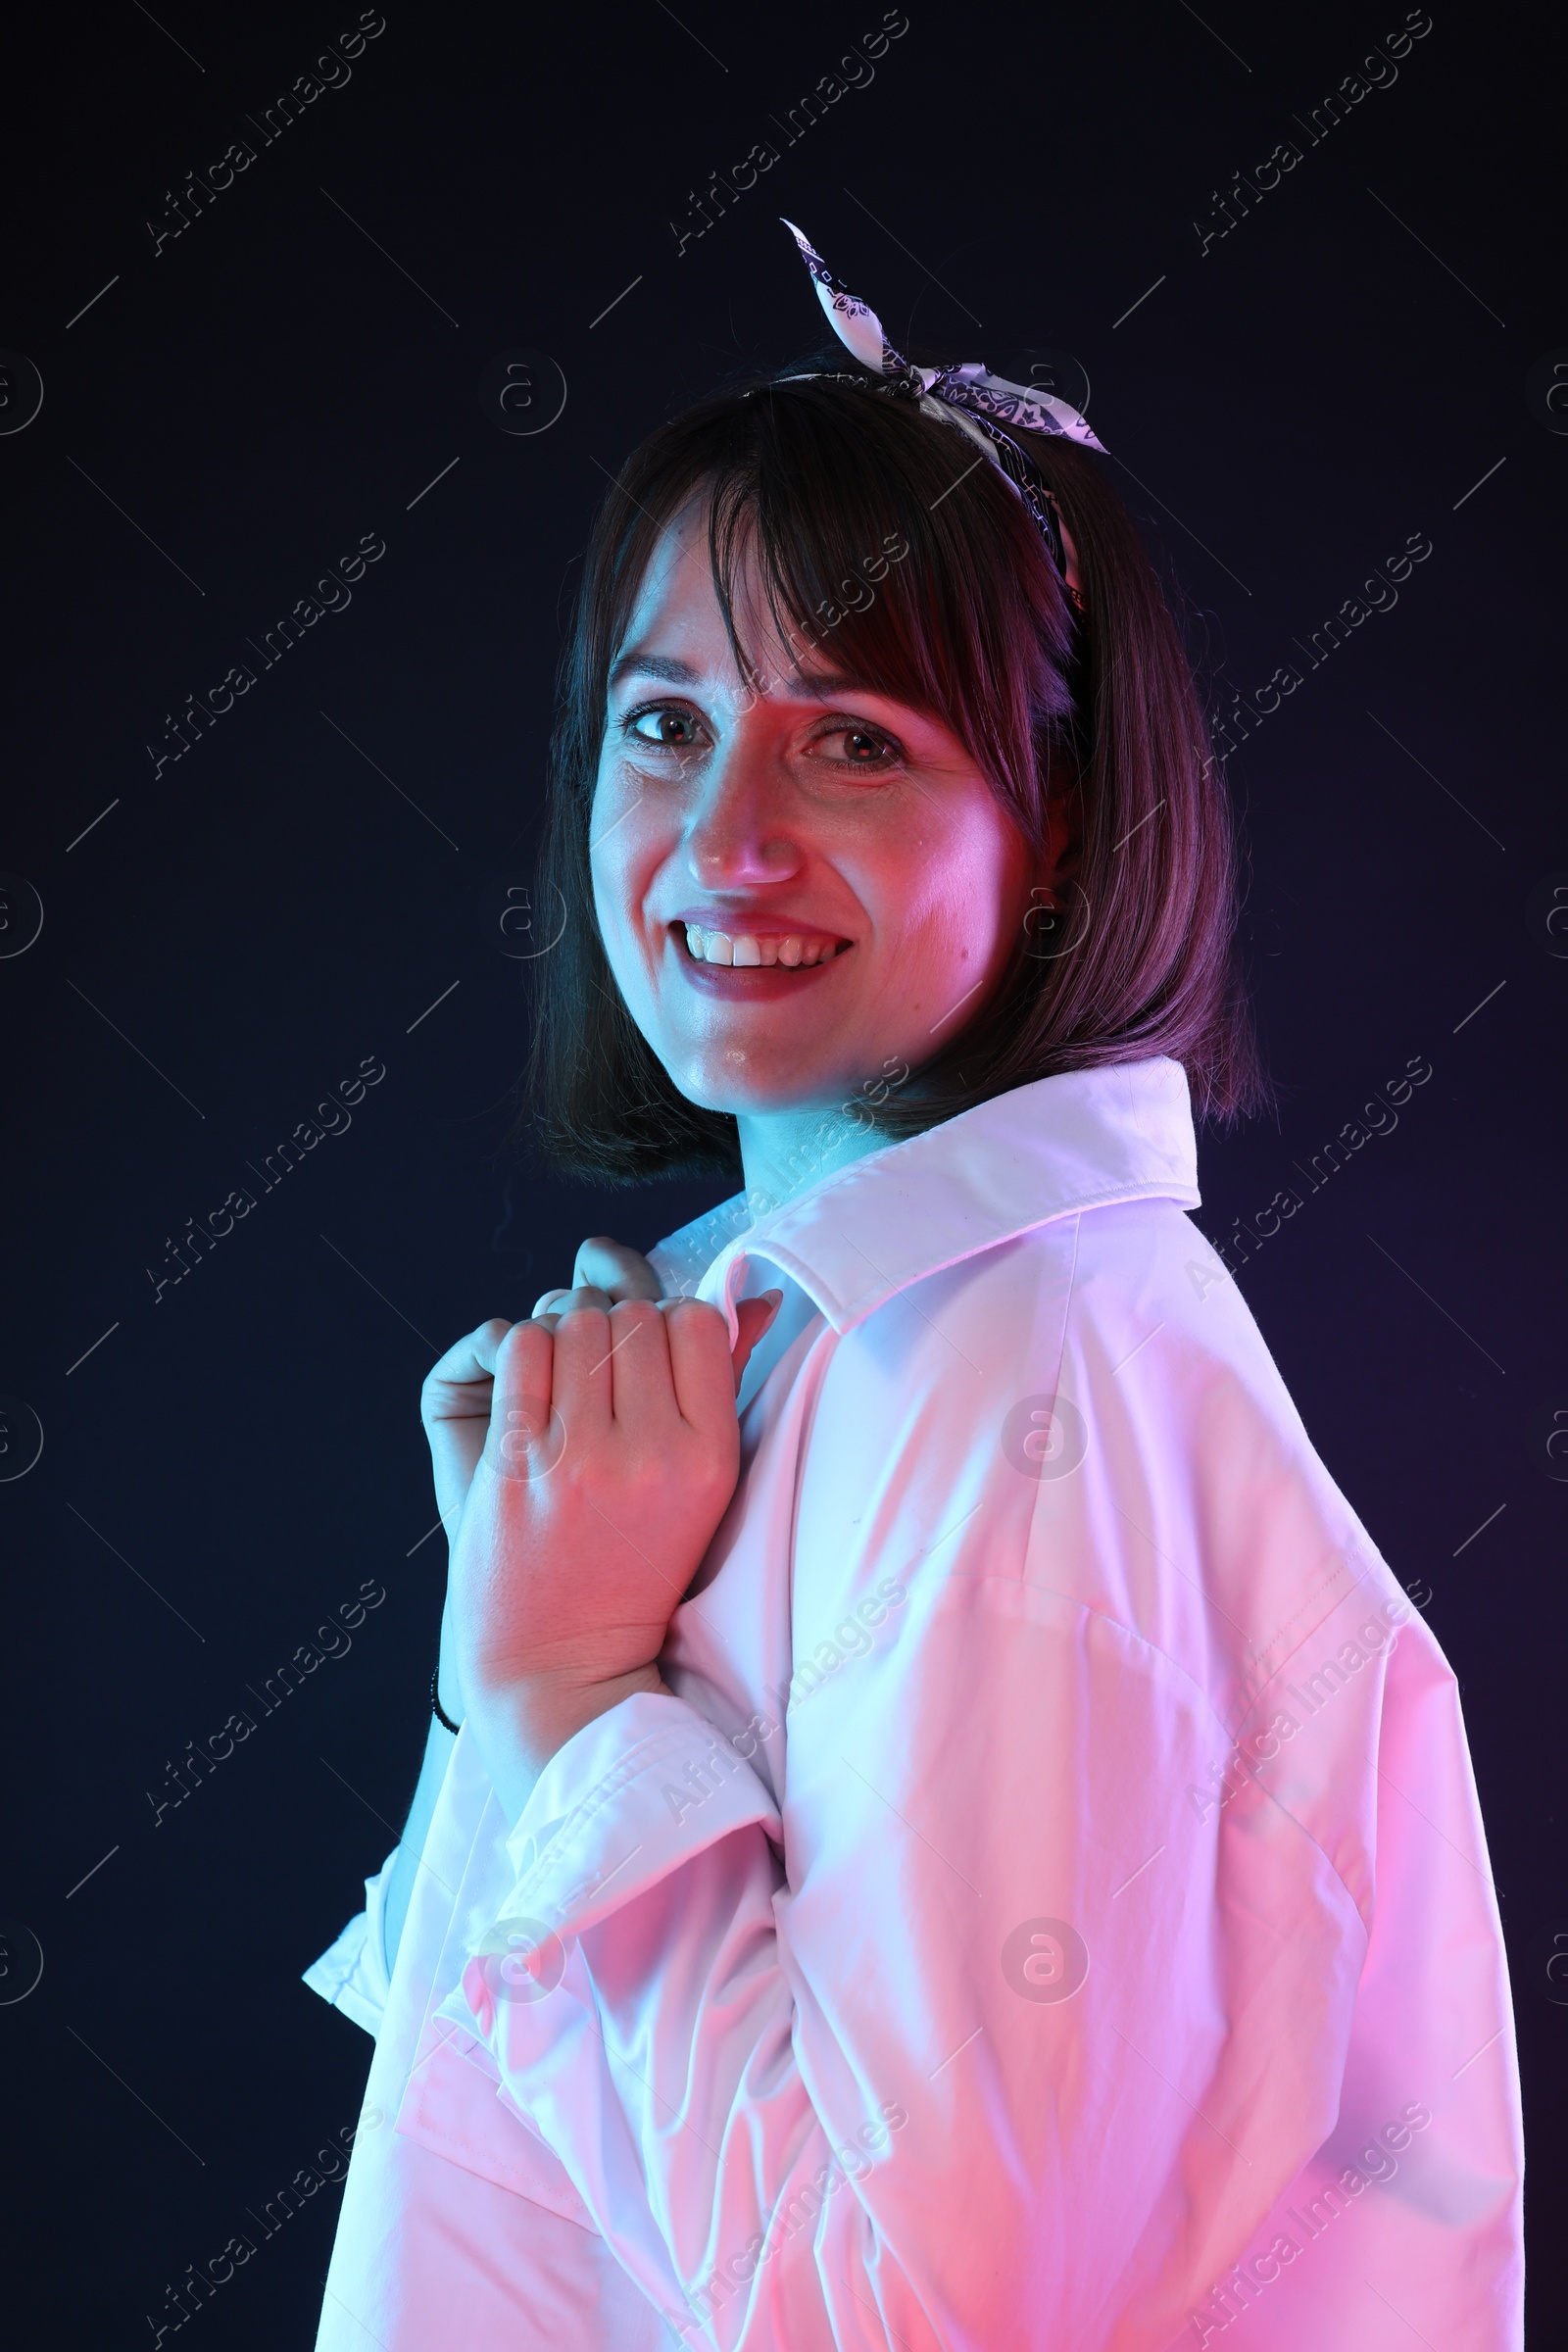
[878,804,1029,974]
[589,774,663,971]
[966,811,1034,963]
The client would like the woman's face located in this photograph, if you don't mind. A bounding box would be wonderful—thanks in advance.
[589,496,1039,1120]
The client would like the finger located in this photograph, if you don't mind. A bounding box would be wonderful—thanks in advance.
[426,1317,514,1384]
[731,1290,783,1394]
[545,1304,615,1442]
[662,1297,743,1433]
[421,1317,514,1413]
[531,1284,615,1320]
[573,1237,663,1302]
[487,1318,561,1474]
[601,1298,673,1431]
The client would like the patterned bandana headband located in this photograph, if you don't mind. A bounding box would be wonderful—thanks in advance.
[781,219,1104,612]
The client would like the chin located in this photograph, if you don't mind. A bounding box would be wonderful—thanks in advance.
[666,1050,838,1118]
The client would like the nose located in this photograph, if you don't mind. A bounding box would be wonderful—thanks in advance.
[683,727,802,891]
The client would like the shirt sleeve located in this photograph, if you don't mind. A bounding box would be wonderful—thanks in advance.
[303,1847,398,2038]
[445,1230,1521,2350]
[446,1693,840,2343]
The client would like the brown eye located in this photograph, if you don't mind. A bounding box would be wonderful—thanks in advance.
[628,706,704,747]
[817,723,897,767]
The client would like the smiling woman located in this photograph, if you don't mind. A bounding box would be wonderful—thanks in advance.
[306,234,1522,2352]
[526,359,1263,1185]
[582,480,1054,1205]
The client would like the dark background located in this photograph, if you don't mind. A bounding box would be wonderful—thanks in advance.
[2,0,1563,2340]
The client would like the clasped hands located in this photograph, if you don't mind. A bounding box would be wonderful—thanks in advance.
[421,1239,780,1821]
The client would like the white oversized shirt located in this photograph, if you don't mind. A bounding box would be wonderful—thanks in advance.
[307,1057,1523,2350]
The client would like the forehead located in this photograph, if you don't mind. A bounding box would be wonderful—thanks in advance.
[613,501,727,659]
[609,499,855,699]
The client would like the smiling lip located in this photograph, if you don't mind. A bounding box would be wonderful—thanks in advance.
[668,919,852,994]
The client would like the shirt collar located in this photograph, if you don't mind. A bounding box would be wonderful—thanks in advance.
[649,1056,1200,1340]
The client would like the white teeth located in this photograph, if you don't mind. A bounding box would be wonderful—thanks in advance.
[681,926,843,967]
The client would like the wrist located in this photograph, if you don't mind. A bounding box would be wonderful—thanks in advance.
[466,1662,674,1824]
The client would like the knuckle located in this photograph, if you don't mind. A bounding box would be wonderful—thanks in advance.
[558,1294,609,1326]
[497,1319,545,1368]
[668,1296,721,1332]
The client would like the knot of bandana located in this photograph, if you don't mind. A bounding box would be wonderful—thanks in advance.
[780,219,1103,611]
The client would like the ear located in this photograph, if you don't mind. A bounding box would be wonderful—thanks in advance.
[1039,778,1083,898]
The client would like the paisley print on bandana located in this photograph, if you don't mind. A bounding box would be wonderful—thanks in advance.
[780,220,1103,605]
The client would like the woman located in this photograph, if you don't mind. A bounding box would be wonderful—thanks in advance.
[305,227,1523,2348]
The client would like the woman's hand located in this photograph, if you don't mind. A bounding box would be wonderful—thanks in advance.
[448,1287,779,1818]
[419,1240,665,1538]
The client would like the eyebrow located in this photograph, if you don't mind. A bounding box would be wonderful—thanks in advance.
[608,648,875,701]
[608,652,699,689]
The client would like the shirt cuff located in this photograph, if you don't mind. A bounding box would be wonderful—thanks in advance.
[451,1690,780,2036]
[302,1846,398,2037]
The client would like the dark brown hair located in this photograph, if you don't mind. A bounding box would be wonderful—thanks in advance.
[525,360,1263,1182]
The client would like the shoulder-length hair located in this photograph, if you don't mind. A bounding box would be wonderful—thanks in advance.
[524,359,1264,1183]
